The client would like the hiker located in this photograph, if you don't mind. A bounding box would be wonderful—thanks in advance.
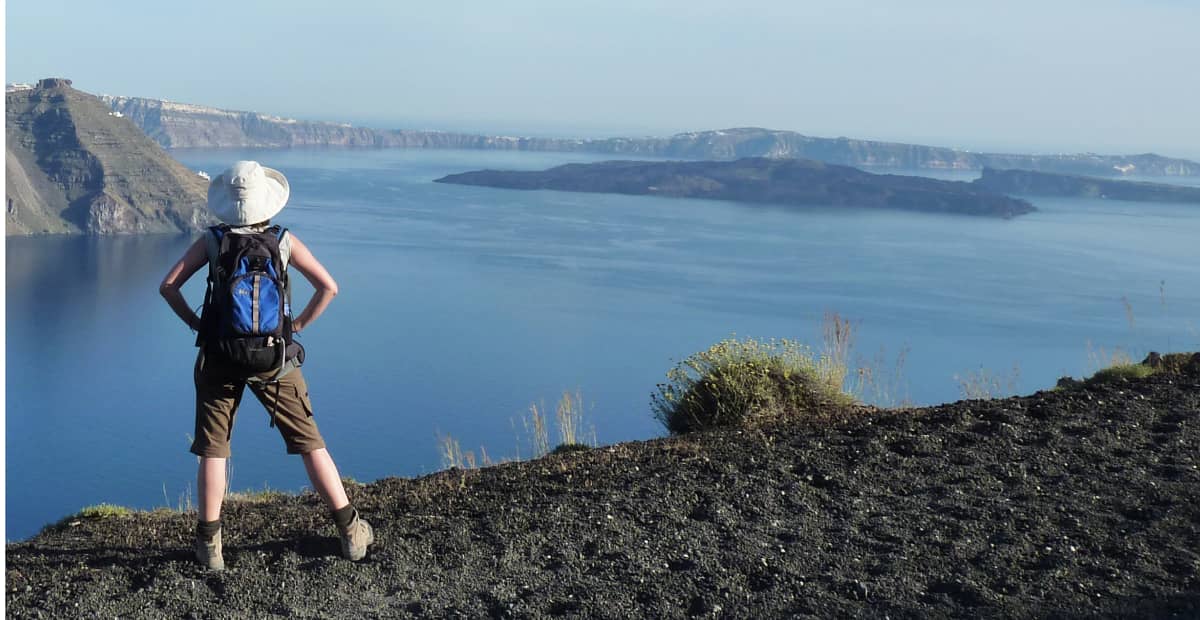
[158,161,373,570]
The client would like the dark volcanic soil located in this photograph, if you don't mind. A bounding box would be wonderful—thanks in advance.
[7,359,1200,619]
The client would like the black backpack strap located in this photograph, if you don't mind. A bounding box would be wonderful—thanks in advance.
[274,226,296,344]
[204,225,226,283]
[196,225,228,347]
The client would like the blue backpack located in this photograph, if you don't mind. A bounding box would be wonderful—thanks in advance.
[197,224,299,377]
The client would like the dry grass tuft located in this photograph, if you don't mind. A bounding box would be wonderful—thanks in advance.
[1087,340,1134,375]
[524,401,552,459]
[652,336,856,434]
[954,364,1021,400]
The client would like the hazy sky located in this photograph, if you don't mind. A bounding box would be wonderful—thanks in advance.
[6,0,1198,156]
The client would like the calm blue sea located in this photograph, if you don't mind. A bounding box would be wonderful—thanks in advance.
[7,148,1200,540]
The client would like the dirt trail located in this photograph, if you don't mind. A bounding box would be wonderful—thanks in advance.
[7,360,1200,618]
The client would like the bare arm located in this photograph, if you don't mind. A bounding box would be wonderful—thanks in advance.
[159,237,209,331]
[287,234,338,333]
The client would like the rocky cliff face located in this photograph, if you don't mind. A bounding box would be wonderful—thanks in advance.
[99,95,382,148]
[101,95,1200,177]
[7,79,210,236]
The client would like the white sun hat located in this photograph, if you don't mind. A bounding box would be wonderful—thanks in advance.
[207,161,290,226]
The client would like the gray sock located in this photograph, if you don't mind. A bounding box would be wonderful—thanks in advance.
[196,519,221,541]
[332,505,356,530]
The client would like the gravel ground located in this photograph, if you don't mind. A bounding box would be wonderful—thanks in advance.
[7,356,1200,619]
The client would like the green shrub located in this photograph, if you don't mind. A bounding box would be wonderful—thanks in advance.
[1087,363,1158,385]
[652,337,855,434]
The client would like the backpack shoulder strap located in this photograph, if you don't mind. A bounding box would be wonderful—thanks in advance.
[272,227,296,345]
[196,224,228,347]
[204,225,227,282]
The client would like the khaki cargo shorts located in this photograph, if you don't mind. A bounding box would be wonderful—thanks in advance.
[191,350,326,458]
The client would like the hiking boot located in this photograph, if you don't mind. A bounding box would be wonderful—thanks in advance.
[195,528,225,571]
[339,513,374,561]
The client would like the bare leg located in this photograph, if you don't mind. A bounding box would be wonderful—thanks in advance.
[198,457,227,522]
[302,448,350,510]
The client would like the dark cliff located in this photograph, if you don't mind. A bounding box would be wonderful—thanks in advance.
[973,167,1200,204]
[100,95,1200,177]
[436,157,1037,218]
[6,79,210,236]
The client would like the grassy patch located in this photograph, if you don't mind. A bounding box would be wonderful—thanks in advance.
[76,503,133,519]
[551,442,591,455]
[652,336,856,434]
[1081,353,1198,387]
[1087,363,1158,385]
[46,504,137,534]
[226,488,289,504]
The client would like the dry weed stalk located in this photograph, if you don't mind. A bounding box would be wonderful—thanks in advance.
[555,390,592,447]
[822,312,856,392]
[1086,340,1133,374]
[954,364,1021,400]
[179,485,194,513]
[438,433,483,470]
[1160,280,1172,353]
[853,345,912,408]
[524,401,551,458]
[1121,296,1136,331]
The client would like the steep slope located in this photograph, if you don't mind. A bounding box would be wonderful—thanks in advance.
[99,95,382,148]
[6,79,210,235]
[7,355,1199,618]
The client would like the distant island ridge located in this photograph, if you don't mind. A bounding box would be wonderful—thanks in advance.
[94,91,1200,178]
[975,167,1200,204]
[7,77,1197,235]
[436,157,1037,218]
[437,158,1200,215]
